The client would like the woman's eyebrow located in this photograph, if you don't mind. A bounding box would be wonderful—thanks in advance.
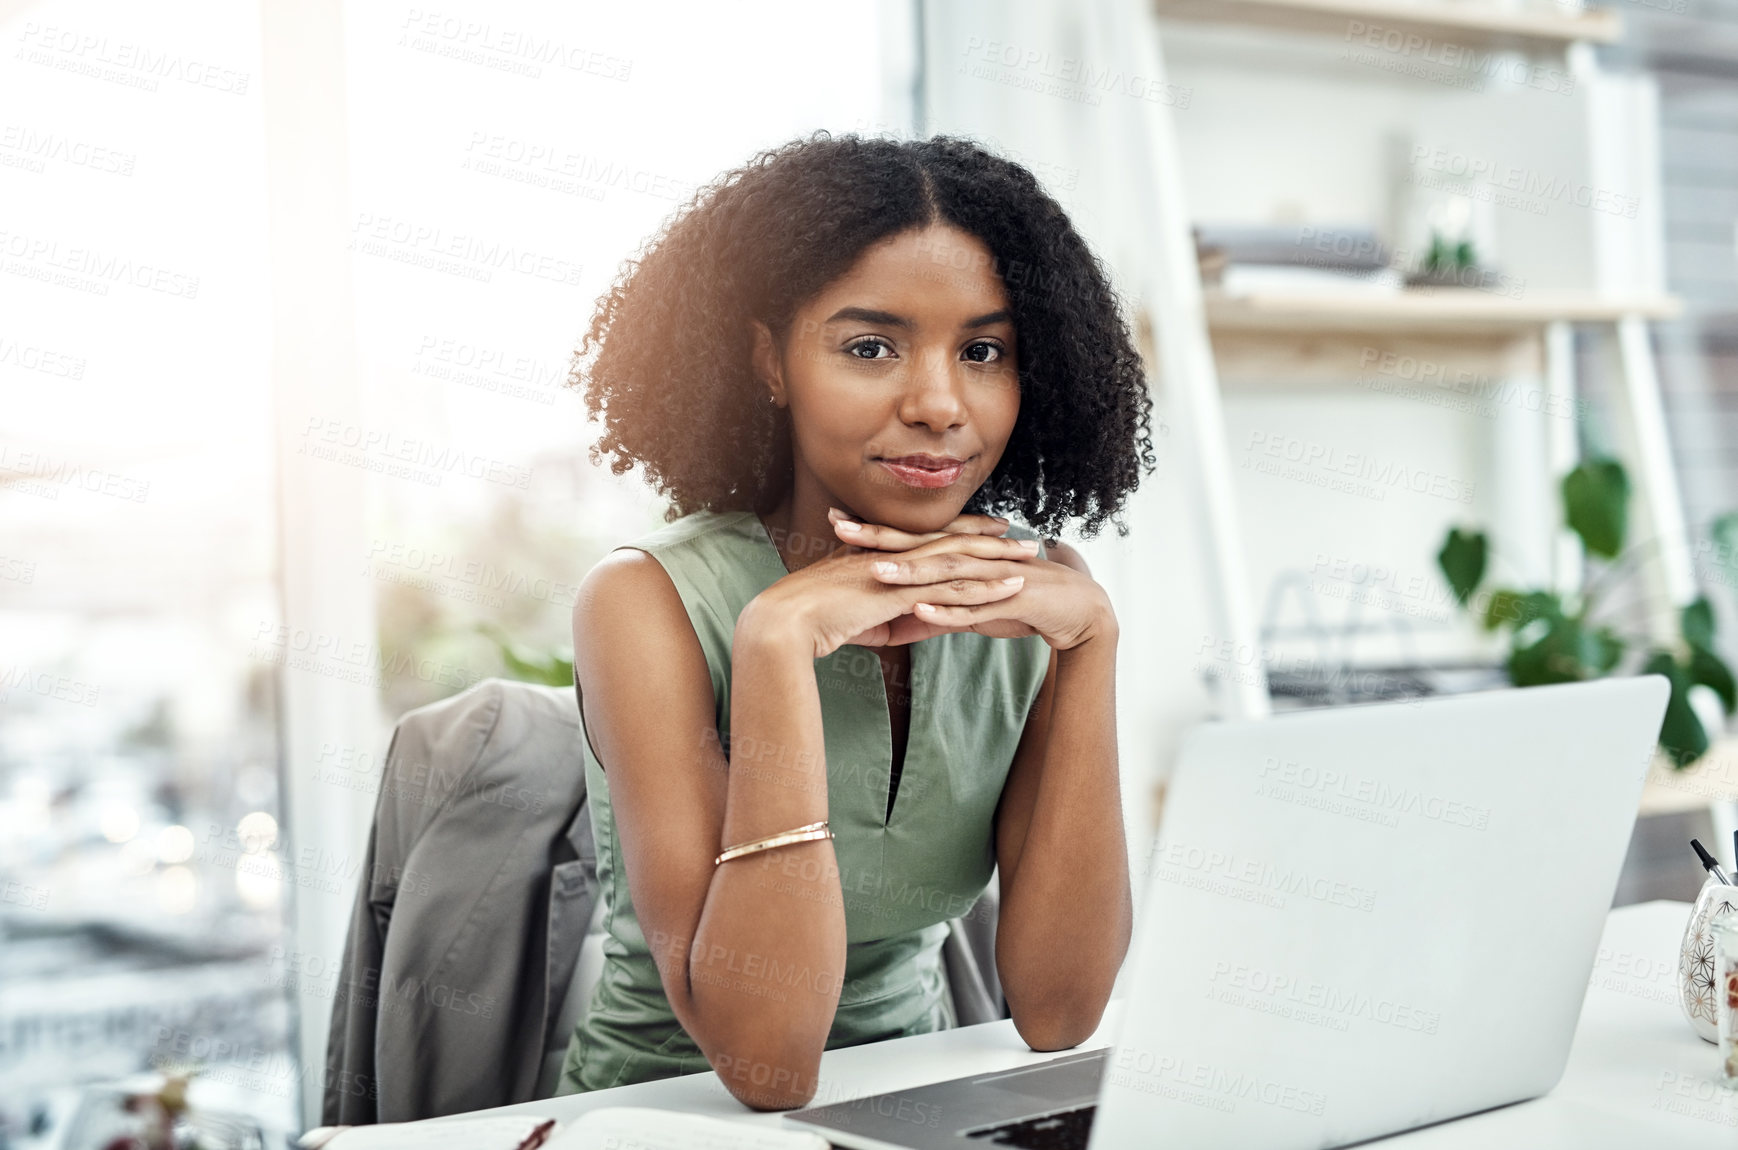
[821,306,1012,329]
[825,306,910,328]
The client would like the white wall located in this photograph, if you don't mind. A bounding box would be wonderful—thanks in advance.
[918,6,1631,907]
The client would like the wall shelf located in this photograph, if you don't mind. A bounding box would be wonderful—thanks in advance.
[1153,0,1622,51]
[1078,0,1669,719]
[1205,289,1681,335]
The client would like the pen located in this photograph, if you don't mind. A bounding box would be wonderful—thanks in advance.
[1692,838,1732,886]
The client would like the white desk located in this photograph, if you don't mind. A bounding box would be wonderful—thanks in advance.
[463,901,1737,1147]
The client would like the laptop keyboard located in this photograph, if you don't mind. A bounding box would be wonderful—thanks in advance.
[965,1104,1096,1148]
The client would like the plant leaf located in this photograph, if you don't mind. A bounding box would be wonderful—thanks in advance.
[1515,590,1562,629]
[1643,651,1711,768]
[1507,609,1584,687]
[1482,589,1522,632]
[1562,459,1630,559]
[1712,512,1738,569]
[1484,588,1560,633]
[1682,596,1717,652]
[500,644,575,687]
[1689,645,1737,716]
[477,622,575,687]
[1437,528,1488,607]
[1580,625,1626,675]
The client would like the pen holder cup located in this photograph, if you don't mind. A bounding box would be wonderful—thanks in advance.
[1715,918,1738,1085]
[1680,875,1738,1043]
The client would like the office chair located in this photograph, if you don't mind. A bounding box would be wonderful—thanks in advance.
[324,676,1007,1122]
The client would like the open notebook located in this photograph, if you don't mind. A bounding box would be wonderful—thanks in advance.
[299,1108,829,1150]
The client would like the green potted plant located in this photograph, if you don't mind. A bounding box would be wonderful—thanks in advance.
[1437,456,1737,767]
[477,620,575,687]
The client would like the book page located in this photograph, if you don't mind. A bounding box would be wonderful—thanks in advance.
[545,1108,829,1150]
[319,1116,556,1150]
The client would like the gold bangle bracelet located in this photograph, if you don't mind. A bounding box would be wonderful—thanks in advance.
[714,819,833,866]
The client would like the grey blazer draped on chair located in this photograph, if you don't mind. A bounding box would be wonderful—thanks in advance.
[323,676,1008,1122]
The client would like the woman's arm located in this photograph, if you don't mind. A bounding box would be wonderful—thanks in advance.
[575,551,844,1110]
[991,541,1132,1050]
[579,524,1035,1108]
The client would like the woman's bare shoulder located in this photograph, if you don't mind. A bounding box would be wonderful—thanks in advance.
[575,547,694,656]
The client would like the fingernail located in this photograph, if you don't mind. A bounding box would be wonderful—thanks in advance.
[1001,575,1024,585]
[836,521,861,533]
[827,506,843,519]
[1019,539,1039,552]
[873,561,897,576]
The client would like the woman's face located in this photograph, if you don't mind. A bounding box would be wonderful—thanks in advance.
[756,222,1020,534]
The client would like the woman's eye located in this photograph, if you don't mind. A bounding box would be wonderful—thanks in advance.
[847,338,894,360]
[963,341,1004,364]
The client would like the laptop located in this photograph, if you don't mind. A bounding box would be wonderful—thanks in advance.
[783,675,1670,1149]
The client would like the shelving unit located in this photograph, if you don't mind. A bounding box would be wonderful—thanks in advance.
[1124,0,1692,718]
[1203,289,1680,334]
[1203,291,1683,383]
[1152,0,1622,50]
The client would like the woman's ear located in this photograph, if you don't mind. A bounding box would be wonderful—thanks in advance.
[749,320,785,407]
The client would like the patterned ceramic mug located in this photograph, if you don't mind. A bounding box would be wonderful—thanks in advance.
[1713,917,1738,1084]
[1680,875,1738,1043]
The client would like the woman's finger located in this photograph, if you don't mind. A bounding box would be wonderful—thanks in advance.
[880,610,1035,645]
[940,512,1012,536]
[827,506,1010,551]
[907,596,1040,641]
[902,572,1026,606]
[855,532,1037,574]
[869,552,1035,585]
[913,597,1017,623]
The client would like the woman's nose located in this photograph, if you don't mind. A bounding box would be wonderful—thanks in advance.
[898,347,967,429]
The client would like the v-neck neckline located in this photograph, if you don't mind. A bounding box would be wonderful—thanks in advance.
[751,510,795,577]
[747,510,925,828]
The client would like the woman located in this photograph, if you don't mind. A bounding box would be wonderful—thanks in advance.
[556,133,1155,1110]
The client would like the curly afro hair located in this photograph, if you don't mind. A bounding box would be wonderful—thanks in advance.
[570,131,1157,540]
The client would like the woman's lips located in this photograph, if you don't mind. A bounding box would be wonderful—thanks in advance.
[876,456,968,489]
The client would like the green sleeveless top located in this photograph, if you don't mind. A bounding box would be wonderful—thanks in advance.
[555,509,1052,1093]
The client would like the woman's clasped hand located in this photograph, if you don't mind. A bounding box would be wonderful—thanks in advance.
[749,505,1113,658]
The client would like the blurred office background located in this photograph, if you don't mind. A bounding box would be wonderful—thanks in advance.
[3,0,1737,1143]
